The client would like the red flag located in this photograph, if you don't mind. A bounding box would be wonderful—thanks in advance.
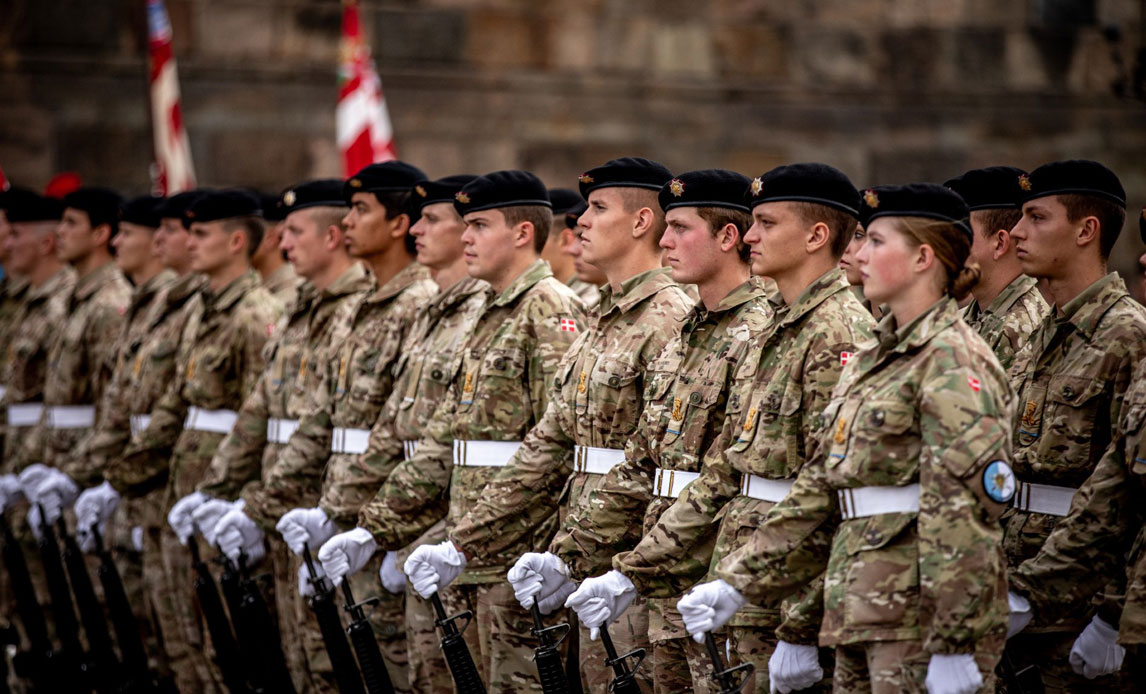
[0,163,7,191]
[147,0,196,195]
[338,0,396,176]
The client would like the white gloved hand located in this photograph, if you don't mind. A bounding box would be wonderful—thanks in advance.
[677,579,746,643]
[298,562,325,598]
[0,474,24,512]
[34,470,78,523]
[564,570,637,641]
[25,504,43,541]
[18,464,54,502]
[404,540,466,599]
[318,528,378,587]
[1006,591,1033,639]
[192,498,242,547]
[276,507,337,556]
[925,653,982,694]
[1069,616,1125,679]
[74,482,121,553]
[132,526,144,553]
[769,641,824,693]
[507,552,576,614]
[379,551,407,594]
[215,508,265,564]
[167,491,208,545]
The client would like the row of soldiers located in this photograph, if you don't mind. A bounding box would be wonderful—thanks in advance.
[0,156,1143,694]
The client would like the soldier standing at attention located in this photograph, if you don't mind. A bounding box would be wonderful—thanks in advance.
[944,167,1049,370]
[545,187,601,307]
[677,183,1015,694]
[996,161,1146,692]
[255,192,303,308]
[316,170,584,694]
[0,189,29,412]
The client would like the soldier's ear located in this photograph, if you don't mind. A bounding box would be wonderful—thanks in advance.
[631,207,655,241]
[994,229,1011,261]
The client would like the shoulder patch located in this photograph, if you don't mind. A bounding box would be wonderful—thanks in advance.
[560,317,577,333]
[982,460,1016,504]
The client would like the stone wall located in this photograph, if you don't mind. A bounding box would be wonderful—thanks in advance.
[2,0,1145,265]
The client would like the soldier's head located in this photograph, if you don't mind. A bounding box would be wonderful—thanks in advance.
[155,191,200,275]
[3,187,63,279]
[278,179,352,289]
[409,175,478,273]
[857,183,977,307]
[542,188,584,281]
[455,170,552,292]
[113,196,164,281]
[565,202,607,286]
[745,163,860,296]
[184,189,264,277]
[1010,160,1126,281]
[58,187,123,266]
[253,192,288,269]
[576,157,672,281]
[944,167,1026,295]
[342,161,427,262]
[658,170,752,290]
[839,221,867,286]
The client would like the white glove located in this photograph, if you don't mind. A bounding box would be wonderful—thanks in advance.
[25,504,44,541]
[132,526,144,553]
[1006,591,1032,639]
[276,507,337,556]
[74,482,120,553]
[18,464,54,502]
[0,474,24,512]
[298,562,325,598]
[564,570,637,641]
[318,528,379,587]
[507,552,576,614]
[404,540,466,599]
[1069,616,1125,679]
[925,653,982,694]
[192,498,242,547]
[769,641,824,693]
[677,579,745,643]
[215,508,265,564]
[167,491,208,545]
[379,551,407,594]
[34,470,78,523]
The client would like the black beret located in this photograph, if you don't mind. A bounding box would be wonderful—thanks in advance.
[155,191,201,221]
[260,192,287,223]
[344,161,427,202]
[859,183,971,238]
[453,170,551,216]
[565,200,588,230]
[944,166,1027,211]
[63,187,124,229]
[280,179,349,215]
[578,157,673,198]
[120,196,163,228]
[2,186,63,223]
[411,175,479,211]
[746,163,860,216]
[184,189,263,226]
[1139,206,1145,245]
[659,169,751,214]
[1019,159,1125,207]
[548,188,584,216]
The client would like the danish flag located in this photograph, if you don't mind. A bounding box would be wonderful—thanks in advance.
[147,0,196,194]
[560,318,577,333]
[840,352,854,366]
[968,376,981,393]
[338,0,397,176]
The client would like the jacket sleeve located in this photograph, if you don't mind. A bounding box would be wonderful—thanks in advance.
[198,370,270,500]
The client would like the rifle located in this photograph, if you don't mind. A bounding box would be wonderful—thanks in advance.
[216,549,274,693]
[234,550,295,693]
[999,648,1045,694]
[187,538,250,693]
[430,592,486,694]
[529,604,571,694]
[598,625,644,694]
[703,633,753,694]
[34,504,88,689]
[89,523,153,693]
[340,576,395,694]
[301,544,365,694]
[57,516,119,693]
[0,514,57,690]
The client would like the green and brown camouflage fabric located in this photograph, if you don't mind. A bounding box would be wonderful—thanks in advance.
[961,273,1048,371]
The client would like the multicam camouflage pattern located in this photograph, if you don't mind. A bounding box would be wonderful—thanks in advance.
[567,276,601,310]
[1003,273,1146,628]
[961,273,1048,371]
[0,274,29,392]
[1,267,73,469]
[199,263,371,504]
[262,262,304,311]
[715,297,1012,661]
[833,640,996,694]
[449,267,692,564]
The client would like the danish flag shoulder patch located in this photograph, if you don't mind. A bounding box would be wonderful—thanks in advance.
[967,376,981,393]
[840,352,854,366]
[560,318,577,333]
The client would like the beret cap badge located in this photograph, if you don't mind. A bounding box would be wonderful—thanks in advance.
[415,185,427,198]
[863,189,880,208]
[1018,174,1032,192]
[283,190,297,207]
[749,177,764,197]
[348,178,362,188]
[669,179,685,197]
[578,174,594,184]
[455,191,471,204]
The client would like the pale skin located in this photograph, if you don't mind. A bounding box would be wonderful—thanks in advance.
[343,192,415,286]
[155,217,194,276]
[1009,195,1107,313]
[746,201,840,306]
[280,207,355,293]
[57,207,114,278]
[251,219,288,282]
[187,220,253,293]
[659,206,749,310]
[568,226,607,286]
[460,207,540,294]
[113,221,165,286]
[578,187,664,292]
[4,220,63,287]
[839,222,866,286]
[966,210,1025,309]
[409,201,469,290]
[541,216,577,284]
[857,217,947,326]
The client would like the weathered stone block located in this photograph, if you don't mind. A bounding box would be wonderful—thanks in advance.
[373,8,467,65]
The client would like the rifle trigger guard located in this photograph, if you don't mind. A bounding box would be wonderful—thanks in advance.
[711,661,754,694]
[436,608,474,635]
[606,646,645,675]
[530,620,571,648]
[348,596,380,611]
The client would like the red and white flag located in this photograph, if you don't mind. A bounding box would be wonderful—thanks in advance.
[0,163,8,191]
[338,0,396,176]
[147,0,196,195]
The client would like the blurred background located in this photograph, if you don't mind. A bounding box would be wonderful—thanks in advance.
[1,0,1145,271]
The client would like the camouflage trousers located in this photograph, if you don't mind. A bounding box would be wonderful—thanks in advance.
[1002,631,1137,694]
[648,597,717,694]
[445,580,571,694]
[834,640,997,694]
[154,523,221,693]
[400,520,451,694]
[269,540,320,693]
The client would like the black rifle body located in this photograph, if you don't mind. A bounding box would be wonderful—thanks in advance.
[599,627,643,694]
[341,579,395,694]
[302,545,365,694]
[704,633,753,694]
[35,506,87,688]
[530,605,570,694]
[90,524,153,692]
[431,592,486,694]
[188,540,250,693]
[58,517,119,692]
[0,514,57,690]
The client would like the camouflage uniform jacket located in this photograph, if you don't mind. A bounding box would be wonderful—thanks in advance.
[20,262,131,479]
[114,270,281,501]
[1003,273,1146,629]
[715,297,1014,653]
[2,267,74,470]
[961,273,1048,371]
[0,274,29,400]
[200,263,372,507]
[1010,357,1146,642]
[448,267,692,564]
[243,263,435,531]
[553,276,776,581]
[262,263,303,311]
[566,275,601,311]
[361,259,584,584]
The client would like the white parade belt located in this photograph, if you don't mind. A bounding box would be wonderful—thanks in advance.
[46,405,96,429]
[740,474,794,503]
[1012,481,1076,517]
[266,418,300,444]
[838,484,921,520]
[184,407,238,434]
[331,427,370,454]
[452,440,521,467]
[573,446,625,474]
[653,468,699,498]
[130,414,152,437]
[402,440,418,461]
[7,402,43,427]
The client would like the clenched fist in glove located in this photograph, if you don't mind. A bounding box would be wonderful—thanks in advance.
[276,507,337,556]
[318,528,378,586]
[1069,616,1125,679]
[167,491,208,544]
[403,540,465,599]
[924,654,982,694]
[676,579,745,643]
[33,469,78,523]
[563,570,636,641]
[507,552,576,614]
[191,498,243,547]
[769,641,823,693]
[75,482,120,553]
[215,508,265,564]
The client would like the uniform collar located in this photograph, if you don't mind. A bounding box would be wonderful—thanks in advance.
[597,267,676,316]
[204,269,260,313]
[73,261,122,303]
[777,268,852,329]
[873,296,960,355]
[367,262,431,304]
[684,276,766,329]
[3,275,30,299]
[1057,272,1128,341]
[132,269,176,309]
[968,274,1040,321]
[430,275,488,316]
[293,262,373,315]
[490,259,553,308]
[262,264,298,294]
[26,266,74,303]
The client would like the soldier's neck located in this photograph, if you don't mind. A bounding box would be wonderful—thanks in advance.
[28,258,64,288]
[363,249,414,288]
[130,260,165,287]
[73,250,114,280]
[207,261,248,293]
[310,255,354,294]
[253,252,285,282]
[604,246,662,294]
[430,257,469,293]
[1045,262,1107,315]
[970,261,1023,310]
[770,255,837,306]
[697,264,750,311]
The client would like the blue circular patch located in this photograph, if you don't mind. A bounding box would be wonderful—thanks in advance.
[983,460,1016,503]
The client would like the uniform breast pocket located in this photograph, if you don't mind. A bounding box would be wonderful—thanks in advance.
[592,362,640,430]
[832,399,918,484]
[348,347,389,405]
[663,382,722,454]
[187,348,230,405]
[1042,375,1106,465]
[477,348,526,419]
[407,353,455,413]
[838,512,919,629]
